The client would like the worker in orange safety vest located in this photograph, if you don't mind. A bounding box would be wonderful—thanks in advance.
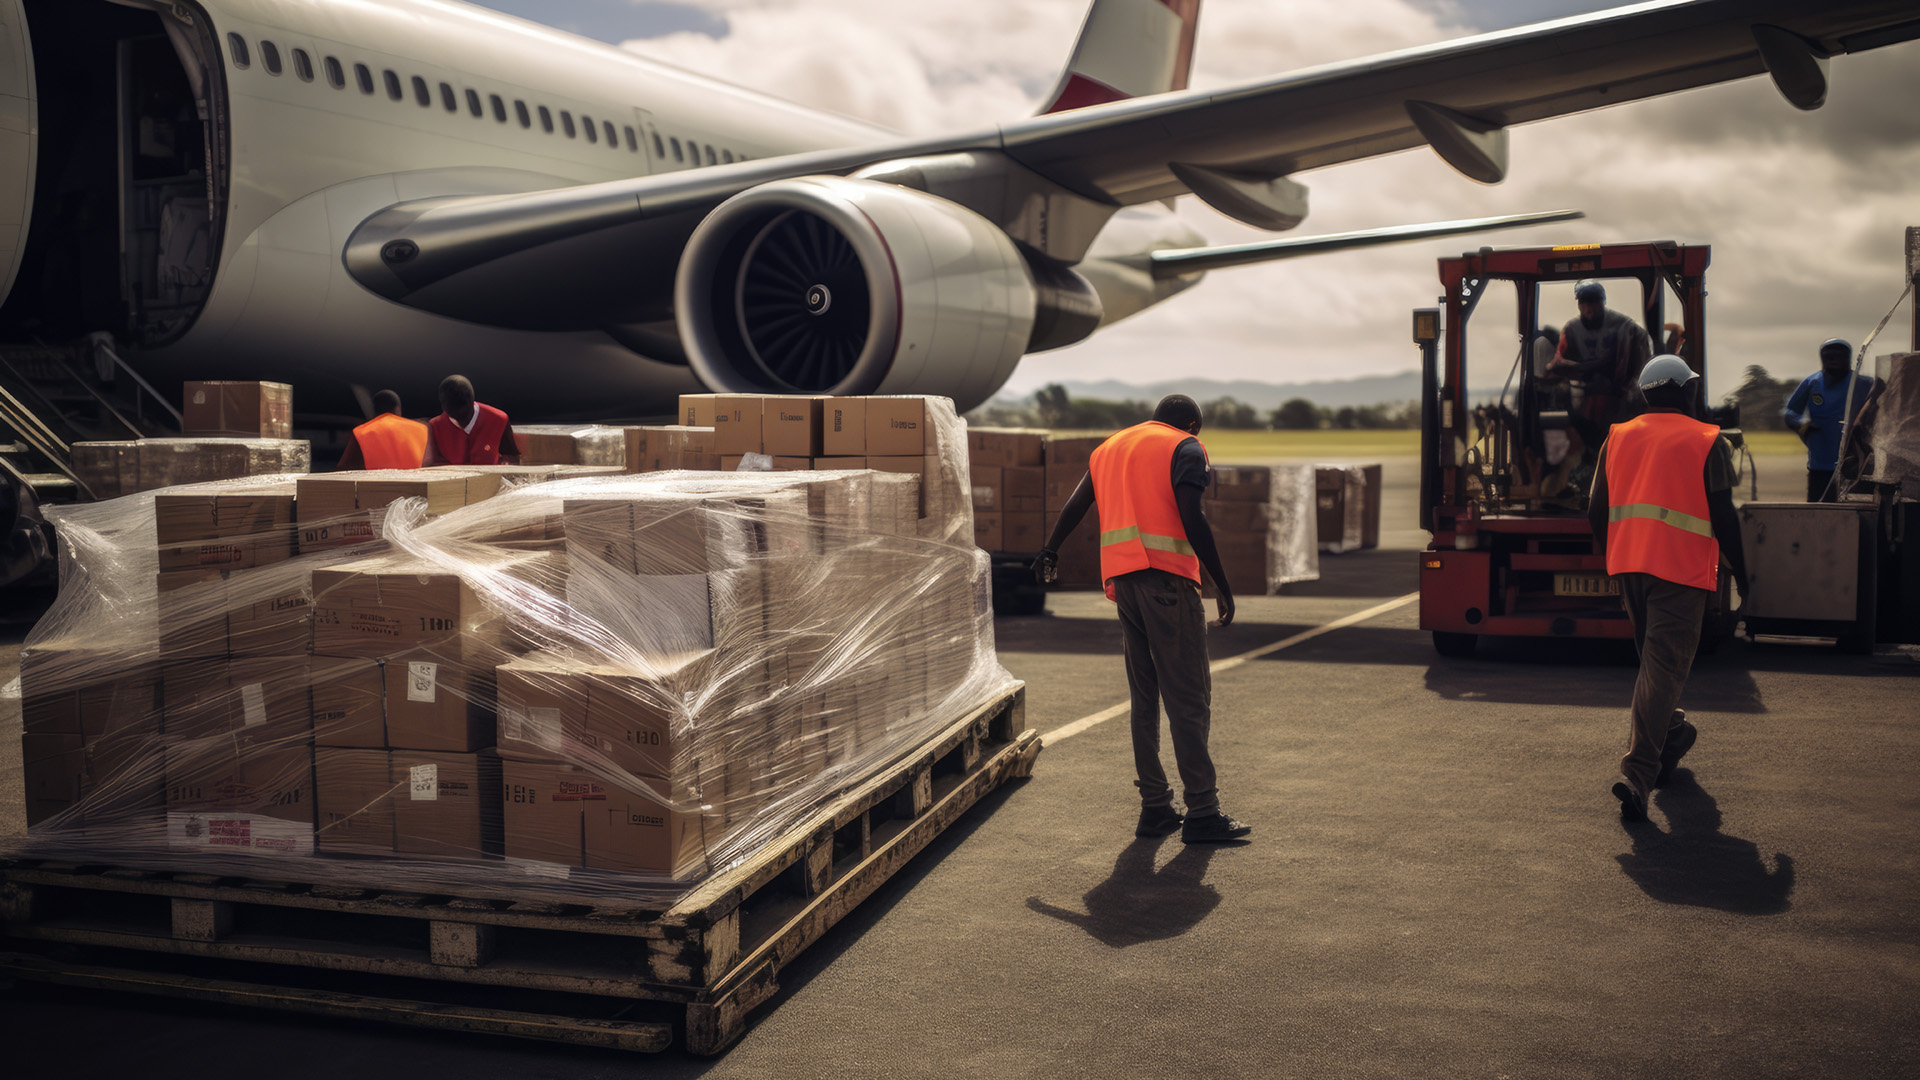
[1587,355,1748,824]
[1035,395,1251,844]
[336,389,428,470]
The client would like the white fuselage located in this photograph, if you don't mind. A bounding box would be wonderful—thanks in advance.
[8,0,896,418]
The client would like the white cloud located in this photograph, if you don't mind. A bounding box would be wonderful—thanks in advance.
[620,0,1920,403]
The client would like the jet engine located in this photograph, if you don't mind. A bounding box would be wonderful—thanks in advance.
[675,176,1091,410]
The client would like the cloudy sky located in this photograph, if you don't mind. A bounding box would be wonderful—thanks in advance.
[476,0,1920,401]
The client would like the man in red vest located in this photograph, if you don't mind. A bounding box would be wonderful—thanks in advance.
[1036,395,1251,844]
[424,375,520,466]
[336,389,428,470]
[1588,355,1747,823]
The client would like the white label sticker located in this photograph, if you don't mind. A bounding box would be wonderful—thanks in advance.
[192,389,207,405]
[738,452,774,472]
[410,763,438,800]
[407,661,438,702]
[240,683,267,727]
[527,707,564,751]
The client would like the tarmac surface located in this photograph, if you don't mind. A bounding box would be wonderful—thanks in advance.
[2,452,1917,1079]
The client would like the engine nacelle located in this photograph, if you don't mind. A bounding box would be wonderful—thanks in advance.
[675,176,1045,410]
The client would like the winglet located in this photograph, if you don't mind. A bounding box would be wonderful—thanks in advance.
[1040,0,1202,114]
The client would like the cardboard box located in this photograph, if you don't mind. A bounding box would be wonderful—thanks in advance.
[677,393,723,430]
[160,658,311,742]
[1205,499,1270,533]
[23,733,87,808]
[1044,435,1105,468]
[391,750,503,857]
[509,425,626,467]
[296,471,502,552]
[165,738,314,826]
[624,425,719,473]
[583,652,715,789]
[311,656,386,748]
[154,482,297,571]
[823,398,867,456]
[311,555,496,660]
[969,465,1002,512]
[867,456,934,515]
[583,777,711,878]
[973,512,1004,552]
[812,457,866,470]
[1043,475,1085,511]
[1315,464,1383,552]
[71,438,311,500]
[761,396,825,457]
[1003,512,1045,552]
[866,397,928,456]
[495,655,591,763]
[710,395,763,455]
[182,381,292,439]
[1003,466,1044,513]
[502,759,600,867]
[384,654,496,752]
[227,574,313,658]
[314,748,394,854]
[156,569,229,662]
[967,427,1046,468]
[1210,465,1272,502]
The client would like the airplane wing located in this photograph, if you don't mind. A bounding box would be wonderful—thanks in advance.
[347,0,1920,325]
[1143,210,1586,279]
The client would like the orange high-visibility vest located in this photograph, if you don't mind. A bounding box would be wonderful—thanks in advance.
[428,402,509,465]
[1602,411,1722,590]
[352,412,429,470]
[1089,421,1204,599]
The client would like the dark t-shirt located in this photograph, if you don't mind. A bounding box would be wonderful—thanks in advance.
[1172,437,1209,490]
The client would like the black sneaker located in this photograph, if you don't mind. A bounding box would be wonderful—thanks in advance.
[1655,713,1697,788]
[1136,805,1184,837]
[1181,812,1252,843]
[1612,781,1649,823]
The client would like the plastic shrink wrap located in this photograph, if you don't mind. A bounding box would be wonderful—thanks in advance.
[70,437,311,500]
[1864,353,1920,497]
[5,398,1015,903]
[510,424,630,468]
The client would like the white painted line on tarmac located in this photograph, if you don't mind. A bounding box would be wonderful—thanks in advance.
[1039,591,1419,745]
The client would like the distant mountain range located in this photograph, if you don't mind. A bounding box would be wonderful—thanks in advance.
[997,372,1505,410]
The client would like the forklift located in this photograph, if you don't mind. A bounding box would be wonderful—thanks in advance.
[1413,241,1739,657]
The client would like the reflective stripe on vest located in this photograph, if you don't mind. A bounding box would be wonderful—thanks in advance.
[353,413,429,470]
[1088,420,1204,599]
[1602,412,1722,590]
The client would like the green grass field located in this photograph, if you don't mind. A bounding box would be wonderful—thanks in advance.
[1039,428,1807,462]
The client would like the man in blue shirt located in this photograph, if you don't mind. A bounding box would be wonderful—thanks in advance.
[1784,338,1874,502]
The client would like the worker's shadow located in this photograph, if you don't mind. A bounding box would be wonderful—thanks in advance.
[1615,770,1795,915]
[1026,838,1222,947]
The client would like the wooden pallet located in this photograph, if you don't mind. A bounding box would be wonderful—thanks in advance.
[0,685,1039,1055]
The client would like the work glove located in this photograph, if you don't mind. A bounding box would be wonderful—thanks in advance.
[1033,548,1058,585]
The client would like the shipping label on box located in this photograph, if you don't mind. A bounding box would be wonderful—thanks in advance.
[865,397,928,456]
[391,750,503,857]
[496,656,591,762]
[711,395,763,455]
[761,396,824,457]
[314,748,395,854]
[502,759,600,867]
[823,397,868,456]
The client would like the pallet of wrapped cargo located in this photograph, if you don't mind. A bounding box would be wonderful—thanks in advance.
[1315,463,1384,553]
[510,424,629,467]
[1,396,1035,1056]
[70,437,311,500]
[623,424,719,473]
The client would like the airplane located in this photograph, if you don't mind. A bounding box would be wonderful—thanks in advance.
[0,0,1914,429]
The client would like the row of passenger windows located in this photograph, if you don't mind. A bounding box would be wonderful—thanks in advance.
[223,32,747,167]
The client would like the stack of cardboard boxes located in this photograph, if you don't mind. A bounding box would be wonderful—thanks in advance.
[1042,436,1104,586]
[21,397,1000,885]
[511,425,628,468]
[623,425,720,473]
[965,428,1047,554]
[69,380,307,500]
[1205,466,1274,596]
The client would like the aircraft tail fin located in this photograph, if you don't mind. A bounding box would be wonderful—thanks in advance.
[1040,0,1201,115]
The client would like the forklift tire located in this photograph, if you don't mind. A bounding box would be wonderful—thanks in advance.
[1431,631,1478,658]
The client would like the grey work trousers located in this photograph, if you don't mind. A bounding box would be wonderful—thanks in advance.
[1112,569,1219,816]
[1618,572,1708,798]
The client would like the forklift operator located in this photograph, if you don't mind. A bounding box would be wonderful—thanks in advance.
[1548,279,1654,445]
[1587,356,1748,824]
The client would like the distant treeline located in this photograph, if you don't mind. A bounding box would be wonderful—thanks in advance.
[966,384,1421,431]
[969,367,1804,434]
